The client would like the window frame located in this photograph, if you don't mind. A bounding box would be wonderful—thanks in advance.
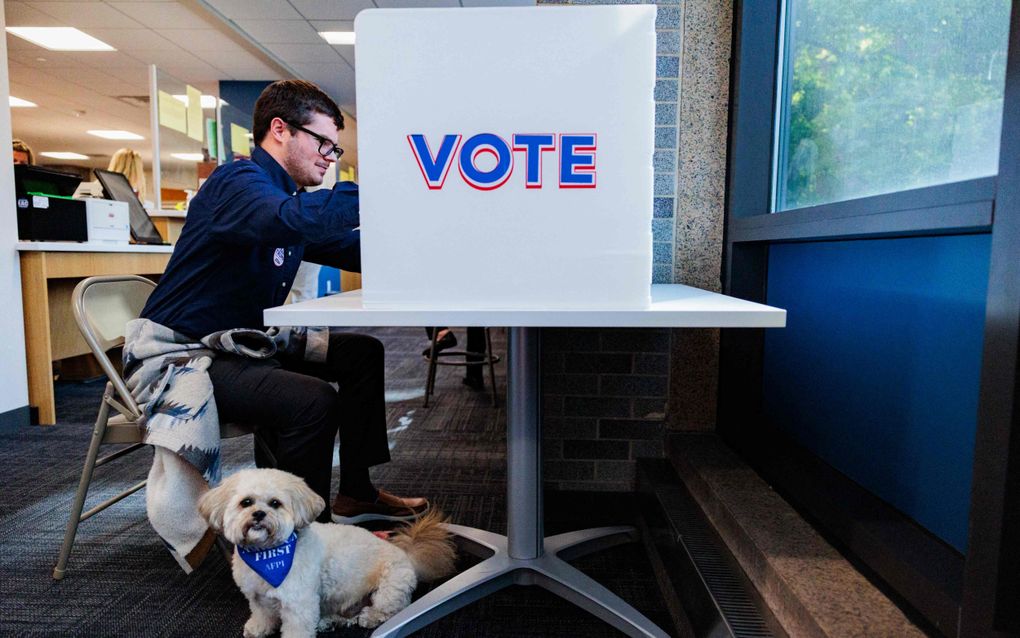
[720,1,1020,635]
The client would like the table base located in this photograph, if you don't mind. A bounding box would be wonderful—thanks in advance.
[371,523,670,638]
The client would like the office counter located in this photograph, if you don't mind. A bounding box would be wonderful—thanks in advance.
[149,211,186,244]
[17,242,173,425]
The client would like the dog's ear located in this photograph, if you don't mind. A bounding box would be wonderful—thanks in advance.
[198,474,236,531]
[286,474,325,528]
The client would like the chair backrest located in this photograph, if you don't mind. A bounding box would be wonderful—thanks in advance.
[72,275,156,418]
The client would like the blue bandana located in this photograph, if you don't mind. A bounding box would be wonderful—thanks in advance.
[237,532,297,587]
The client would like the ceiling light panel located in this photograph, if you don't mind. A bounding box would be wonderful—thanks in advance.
[40,151,89,160]
[6,27,116,51]
[319,31,355,45]
[172,94,228,109]
[87,130,144,140]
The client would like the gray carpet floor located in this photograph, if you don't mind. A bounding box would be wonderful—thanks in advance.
[0,327,671,637]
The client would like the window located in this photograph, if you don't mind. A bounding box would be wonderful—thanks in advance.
[774,0,1011,211]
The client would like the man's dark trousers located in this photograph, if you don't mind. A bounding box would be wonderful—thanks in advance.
[207,331,390,519]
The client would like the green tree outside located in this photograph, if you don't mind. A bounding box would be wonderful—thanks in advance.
[778,0,1011,211]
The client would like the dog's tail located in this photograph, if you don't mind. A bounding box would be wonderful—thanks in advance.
[389,509,456,583]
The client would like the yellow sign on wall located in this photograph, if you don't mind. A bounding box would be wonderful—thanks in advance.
[230,123,252,158]
[186,85,203,142]
[157,90,187,134]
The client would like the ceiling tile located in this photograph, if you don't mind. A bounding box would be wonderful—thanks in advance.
[209,58,280,79]
[233,19,324,44]
[461,0,536,6]
[264,42,342,63]
[218,68,279,81]
[204,0,304,21]
[84,28,179,51]
[334,46,354,69]
[124,47,208,70]
[375,0,458,7]
[73,77,141,97]
[102,64,150,85]
[290,61,355,93]
[307,20,354,32]
[42,65,121,83]
[8,48,95,68]
[77,50,151,68]
[160,63,225,82]
[3,2,65,27]
[157,28,248,53]
[107,2,216,29]
[26,2,147,28]
[288,0,374,21]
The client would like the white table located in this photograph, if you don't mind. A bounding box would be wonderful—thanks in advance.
[265,284,785,638]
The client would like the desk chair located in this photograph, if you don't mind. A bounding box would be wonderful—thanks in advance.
[423,327,500,407]
[52,275,263,580]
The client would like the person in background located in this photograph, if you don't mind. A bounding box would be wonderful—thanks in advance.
[108,148,147,203]
[12,138,33,165]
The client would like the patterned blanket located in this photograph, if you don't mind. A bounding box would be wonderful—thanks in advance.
[122,319,326,571]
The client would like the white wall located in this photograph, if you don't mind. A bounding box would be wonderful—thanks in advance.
[0,4,30,415]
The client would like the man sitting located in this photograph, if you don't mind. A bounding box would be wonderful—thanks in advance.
[140,79,426,524]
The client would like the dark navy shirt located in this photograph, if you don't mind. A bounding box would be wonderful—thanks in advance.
[141,147,361,339]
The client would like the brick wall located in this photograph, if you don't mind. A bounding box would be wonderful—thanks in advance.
[541,328,669,490]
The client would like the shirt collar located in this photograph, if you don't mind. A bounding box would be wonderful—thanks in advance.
[251,146,299,195]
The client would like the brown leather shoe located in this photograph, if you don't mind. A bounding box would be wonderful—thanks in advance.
[331,489,430,525]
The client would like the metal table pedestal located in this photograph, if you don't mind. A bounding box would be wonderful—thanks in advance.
[371,327,669,638]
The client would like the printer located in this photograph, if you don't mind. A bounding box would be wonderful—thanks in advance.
[15,165,131,244]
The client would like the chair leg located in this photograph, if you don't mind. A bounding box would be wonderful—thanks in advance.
[424,329,440,408]
[485,328,498,407]
[53,396,112,580]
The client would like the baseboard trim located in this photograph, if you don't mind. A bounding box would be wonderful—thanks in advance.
[0,405,31,432]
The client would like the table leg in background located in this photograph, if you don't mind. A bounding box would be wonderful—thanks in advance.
[19,252,56,425]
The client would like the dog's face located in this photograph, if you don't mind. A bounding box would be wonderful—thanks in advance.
[198,468,325,549]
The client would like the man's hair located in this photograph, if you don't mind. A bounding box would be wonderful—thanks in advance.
[253,80,343,145]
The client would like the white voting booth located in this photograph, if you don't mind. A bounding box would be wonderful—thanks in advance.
[355,5,656,310]
[267,10,786,636]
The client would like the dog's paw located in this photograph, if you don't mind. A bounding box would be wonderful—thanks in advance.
[243,615,276,638]
[355,607,392,629]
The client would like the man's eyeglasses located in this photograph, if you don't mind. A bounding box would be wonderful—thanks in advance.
[283,119,344,159]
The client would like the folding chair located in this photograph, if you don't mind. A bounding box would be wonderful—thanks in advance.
[52,275,263,580]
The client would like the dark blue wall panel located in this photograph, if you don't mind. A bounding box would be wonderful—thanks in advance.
[764,234,991,552]
[219,81,272,119]
[218,81,272,161]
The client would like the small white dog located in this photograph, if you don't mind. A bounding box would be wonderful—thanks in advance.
[199,468,456,638]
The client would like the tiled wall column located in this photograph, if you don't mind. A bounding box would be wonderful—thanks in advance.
[538,0,731,490]
[668,0,731,432]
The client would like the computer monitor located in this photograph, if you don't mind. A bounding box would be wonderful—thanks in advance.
[14,164,82,198]
[93,168,165,245]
